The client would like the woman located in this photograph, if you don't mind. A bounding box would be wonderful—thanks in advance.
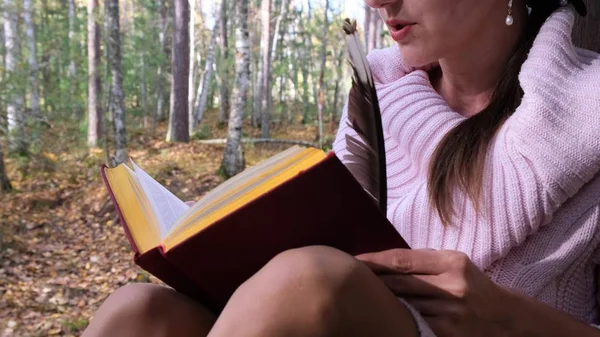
[82,0,600,336]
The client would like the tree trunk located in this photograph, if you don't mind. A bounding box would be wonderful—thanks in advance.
[364,5,372,51]
[187,0,196,135]
[375,17,384,49]
[193,11,220,129]
[367,7,378,53]
[254,0,272,130]
[87,0,102,148]
[260,0,273,138]
[141,54,148,129]
[4,0,25,154]
[253,50,263,127]
[155,0,168,124]
[330,48,344,130]
[67,0,76,80]
[300,8,310,124]
[108,0,128,164]
[221,0,250,178]
[24,0,40,122]
[0,144,11,192]
[217,0,230,125]
[166,0,190,142]
[270,0,290,125]
[573,0,600,53]
[316,0,329,148]
[67,0,78,116]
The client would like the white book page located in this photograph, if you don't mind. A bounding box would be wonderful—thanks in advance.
[132,161,189,238]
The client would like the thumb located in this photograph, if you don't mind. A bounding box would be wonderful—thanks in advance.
[357,249,447,275]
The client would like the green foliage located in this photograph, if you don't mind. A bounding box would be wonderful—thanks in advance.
[78,119,89,139]
[192,124,213,140]
[321,134,335,152]
[62,318,89,333]
[216,164,228,179]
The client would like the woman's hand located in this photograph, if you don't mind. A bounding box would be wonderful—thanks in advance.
[355,249,516,337]
[356,249,600,337]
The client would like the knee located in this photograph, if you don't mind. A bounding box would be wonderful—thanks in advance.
[95,283,175,321]
[268,246,364,287]
[82,283,174,337]
[241,246,367,307]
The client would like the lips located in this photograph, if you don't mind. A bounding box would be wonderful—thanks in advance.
[385,19,415,42]
[385,19,414,30]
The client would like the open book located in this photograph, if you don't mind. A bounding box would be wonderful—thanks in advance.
[101,146,409,312]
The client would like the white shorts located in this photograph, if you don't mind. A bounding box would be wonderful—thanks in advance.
[398,298,437,337]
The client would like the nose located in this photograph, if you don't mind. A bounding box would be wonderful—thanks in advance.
[365,0,398,9]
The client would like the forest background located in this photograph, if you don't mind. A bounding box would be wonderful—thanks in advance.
[0,0,597,335]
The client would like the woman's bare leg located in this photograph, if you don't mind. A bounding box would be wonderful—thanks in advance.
[81,283,216,337]
[208,246,419,337]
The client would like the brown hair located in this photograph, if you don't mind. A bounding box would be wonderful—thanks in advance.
[427,2,562,225]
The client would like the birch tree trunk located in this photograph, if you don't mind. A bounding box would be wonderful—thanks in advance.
[221,0,249,178]
[316,0,329,148]
[24,0,40,121]
[187,0,195,135]
[364,5,372,51]
[67,0,78,116]
[266,0,289,128]
[259,0,272,137]
[0,143,11,192]
[123,0,129,30]
[217,0,230,125]
[375,17,384,49]
[192,11,220,129]
[87,0,102,148]
[155,0,168,125]
[141,53,148,129]
[300,9,310,124]
[367,7,378,53]
[330,48,344,130]
[67,0,76,80]
[108,0,128,164]
[254,0,271,130]
[166,0,190,142]
[252,48,263,127]
[4,0,26,153]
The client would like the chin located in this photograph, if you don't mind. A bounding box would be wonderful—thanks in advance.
[397,43,438,69]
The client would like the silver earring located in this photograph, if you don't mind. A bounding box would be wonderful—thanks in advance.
[506,0,514,26]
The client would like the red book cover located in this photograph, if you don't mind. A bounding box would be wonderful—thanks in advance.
[101,152,409,313]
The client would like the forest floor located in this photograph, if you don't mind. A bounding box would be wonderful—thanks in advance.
[0,114,334,337]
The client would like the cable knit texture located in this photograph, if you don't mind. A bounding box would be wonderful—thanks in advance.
[333,7,600,335]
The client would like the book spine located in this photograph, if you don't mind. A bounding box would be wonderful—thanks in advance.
[134,246,221,314]
[100,165,139,254]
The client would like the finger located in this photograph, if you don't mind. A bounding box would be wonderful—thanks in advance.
[356,249,450,275]
[379,274,452,298]
[185,201,195,206]
[405,297,462,317]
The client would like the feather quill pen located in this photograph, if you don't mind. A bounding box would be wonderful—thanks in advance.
[342,19,387,213]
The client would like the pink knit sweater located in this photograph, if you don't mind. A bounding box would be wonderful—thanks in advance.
[333,6,600,332]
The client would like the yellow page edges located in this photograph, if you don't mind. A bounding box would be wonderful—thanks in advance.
[165,147,314,241]
[105,165,161,254]
[163,148,327,251]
